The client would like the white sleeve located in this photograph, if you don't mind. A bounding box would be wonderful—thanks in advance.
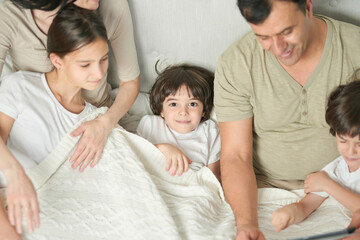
[0,72,24,119]
[207,120,221,165]
[136,115,151,139]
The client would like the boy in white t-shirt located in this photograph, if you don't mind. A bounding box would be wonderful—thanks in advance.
[0,5,107,238]
[272,72,360,232]
[137,64,220,181]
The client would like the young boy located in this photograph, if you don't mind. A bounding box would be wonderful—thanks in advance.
[272,73,360,232]
[136,64,220,181]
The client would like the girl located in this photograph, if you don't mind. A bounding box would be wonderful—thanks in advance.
[272,73,360,232]
[0,5,108,238]
[136,64,221,181]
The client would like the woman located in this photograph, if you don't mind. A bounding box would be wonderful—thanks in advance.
[0,4,109,238]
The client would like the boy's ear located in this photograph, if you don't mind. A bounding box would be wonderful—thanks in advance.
[160,111,164,118]
[49,53,63,70]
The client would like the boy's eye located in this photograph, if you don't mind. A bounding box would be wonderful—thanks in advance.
[80,64,90,68]
[102,56,108,62]
[169,103,177,107]
[189,102,198,107]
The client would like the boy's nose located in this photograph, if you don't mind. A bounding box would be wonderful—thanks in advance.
[347,145,357,155]
[179,106,188,116]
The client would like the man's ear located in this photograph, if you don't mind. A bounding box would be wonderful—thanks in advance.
[305,0,314,18]
[49,53,63,70]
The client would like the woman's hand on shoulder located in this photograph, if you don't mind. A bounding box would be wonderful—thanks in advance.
[155,143,192,176]
[5,166,39,234]
[69,113,113,172]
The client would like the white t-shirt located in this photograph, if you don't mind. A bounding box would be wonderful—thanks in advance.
[136,115,221,171]
[312,156,360,198]
[0,71,96,187]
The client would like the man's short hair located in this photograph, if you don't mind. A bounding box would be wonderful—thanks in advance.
[237,0,307,24]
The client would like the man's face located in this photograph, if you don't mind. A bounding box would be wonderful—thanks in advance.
[249,1,311,67]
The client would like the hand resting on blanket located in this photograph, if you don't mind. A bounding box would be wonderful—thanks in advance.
[155,143,192,176]
[69,114,113,172]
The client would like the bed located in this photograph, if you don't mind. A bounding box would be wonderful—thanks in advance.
[0,0,359,239]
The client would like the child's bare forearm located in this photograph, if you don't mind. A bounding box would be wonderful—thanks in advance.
[273,193,325,232]
[324,181,360,212]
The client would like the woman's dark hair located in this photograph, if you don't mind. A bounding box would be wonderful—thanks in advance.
[47,4,108,58]
[150,64,214,122]
[326,69,360,137]
[237,0,306,24]
[11,0,74,11]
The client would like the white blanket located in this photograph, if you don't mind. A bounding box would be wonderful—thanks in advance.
[9,108,351,239]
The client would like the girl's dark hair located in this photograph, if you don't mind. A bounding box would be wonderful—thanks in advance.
[47,4,107,58]
[11,0,74,12]
[150,64,214,122]
[237,0,306,24]
[326,69,360,137]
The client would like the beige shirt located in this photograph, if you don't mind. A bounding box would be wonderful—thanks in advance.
[0,0,140,107]
[214,16,360,183]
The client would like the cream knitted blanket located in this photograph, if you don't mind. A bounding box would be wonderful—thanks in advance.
[6,107,351,239]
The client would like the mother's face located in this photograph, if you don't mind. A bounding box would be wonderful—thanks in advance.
[73,0,100,10]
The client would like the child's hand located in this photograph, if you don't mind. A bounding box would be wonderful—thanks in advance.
[304,171,332,193]
[155,143,192,176]
[272,205,297,232]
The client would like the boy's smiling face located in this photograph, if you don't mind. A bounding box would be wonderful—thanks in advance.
[336,133,360,172]
[161,85,205,134]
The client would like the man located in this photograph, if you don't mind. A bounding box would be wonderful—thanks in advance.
[214,0,360,239]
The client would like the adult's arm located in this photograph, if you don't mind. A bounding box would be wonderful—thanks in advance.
[0,198,21,240]
[219,118,264,240]
[0,112,39,234]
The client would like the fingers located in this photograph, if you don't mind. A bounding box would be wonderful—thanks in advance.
[79,151,96,172]
[171,158,178,176]
[14,204,22,234]
[24,205,33,233]
[69,141,87,164]
[31,200,40,229]
[165,158,171,172]
[166,156,192,176]
[7,203,15,226]
[70,123,87,137]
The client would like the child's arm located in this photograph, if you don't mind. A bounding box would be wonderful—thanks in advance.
[207,161,220,182]
[305,171,360,213]
[154,143,192,176]
[272,193,325,232]
[0,112,39,234]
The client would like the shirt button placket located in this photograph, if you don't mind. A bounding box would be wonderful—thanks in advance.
[301,89,308,121]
